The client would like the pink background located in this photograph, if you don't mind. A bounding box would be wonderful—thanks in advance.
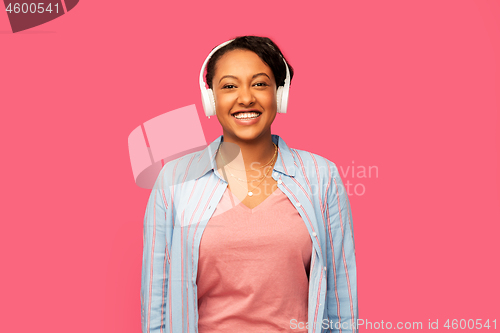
[1,0,499,332]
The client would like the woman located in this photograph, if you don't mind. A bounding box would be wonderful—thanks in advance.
[141,36,358,333]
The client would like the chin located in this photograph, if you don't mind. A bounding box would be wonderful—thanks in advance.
[224,127,262,141]
[237,128,270,141]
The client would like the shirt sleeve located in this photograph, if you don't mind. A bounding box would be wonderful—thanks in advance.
[141,174,172,333]
[324,162,358,333]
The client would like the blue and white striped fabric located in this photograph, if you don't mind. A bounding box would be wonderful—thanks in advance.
[141,134,358,333]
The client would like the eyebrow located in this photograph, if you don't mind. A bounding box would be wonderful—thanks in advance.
[219,72,271,83]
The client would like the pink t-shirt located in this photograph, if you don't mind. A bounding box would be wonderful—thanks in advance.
[197,187,313,332]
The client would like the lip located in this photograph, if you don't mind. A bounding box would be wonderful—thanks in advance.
[231,111,262,126]
[230,109,262,116]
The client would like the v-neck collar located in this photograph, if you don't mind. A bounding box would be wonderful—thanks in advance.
[225,187,281,213]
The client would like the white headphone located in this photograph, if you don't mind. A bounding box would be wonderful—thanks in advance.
[199,39,291,118]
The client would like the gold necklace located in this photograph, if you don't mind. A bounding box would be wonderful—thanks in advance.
[218,143,277,193]
[218,143,277,183]
[219,143,277,171]
[225,160,275,197]
[227,170,267,183]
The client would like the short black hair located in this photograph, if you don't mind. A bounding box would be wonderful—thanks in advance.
[205,35,294,90]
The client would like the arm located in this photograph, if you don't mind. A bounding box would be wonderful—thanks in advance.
[324,162,358,333]
[141,174,172,333]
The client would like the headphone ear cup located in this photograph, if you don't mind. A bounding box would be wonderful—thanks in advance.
[202,88,216,117]
[276,86,284,113]
[279,84,289,114]
[201,88,213,117]
[208,89,216,116]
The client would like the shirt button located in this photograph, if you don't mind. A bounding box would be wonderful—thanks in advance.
[312,232,317,237]
[277,179,282,185]
[296,202,301,207]
[324,266,327,271]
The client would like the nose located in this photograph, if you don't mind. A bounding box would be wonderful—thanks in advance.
[237,85,255,107]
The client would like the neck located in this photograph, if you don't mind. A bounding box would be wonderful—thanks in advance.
[218,130,276,171]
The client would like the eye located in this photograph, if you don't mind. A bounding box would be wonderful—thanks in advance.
[222,84,236,89]
[254,82,268,87]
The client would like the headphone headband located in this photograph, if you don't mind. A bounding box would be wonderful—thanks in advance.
[198,39,234,98]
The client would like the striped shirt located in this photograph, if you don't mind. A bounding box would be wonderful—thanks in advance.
[140,134,358,333]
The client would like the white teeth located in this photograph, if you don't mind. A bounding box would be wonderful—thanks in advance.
[234,112,261,119]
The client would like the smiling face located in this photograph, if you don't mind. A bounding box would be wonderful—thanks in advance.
[212,49,278,143]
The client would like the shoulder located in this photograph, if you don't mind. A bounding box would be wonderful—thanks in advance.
[154,148,207,190]
[288,147,340,182]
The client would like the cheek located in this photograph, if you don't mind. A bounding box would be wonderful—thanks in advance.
[214,92,231,107]
[264,91,278,108]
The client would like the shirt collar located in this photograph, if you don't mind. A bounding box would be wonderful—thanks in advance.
[193,134,296,180]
